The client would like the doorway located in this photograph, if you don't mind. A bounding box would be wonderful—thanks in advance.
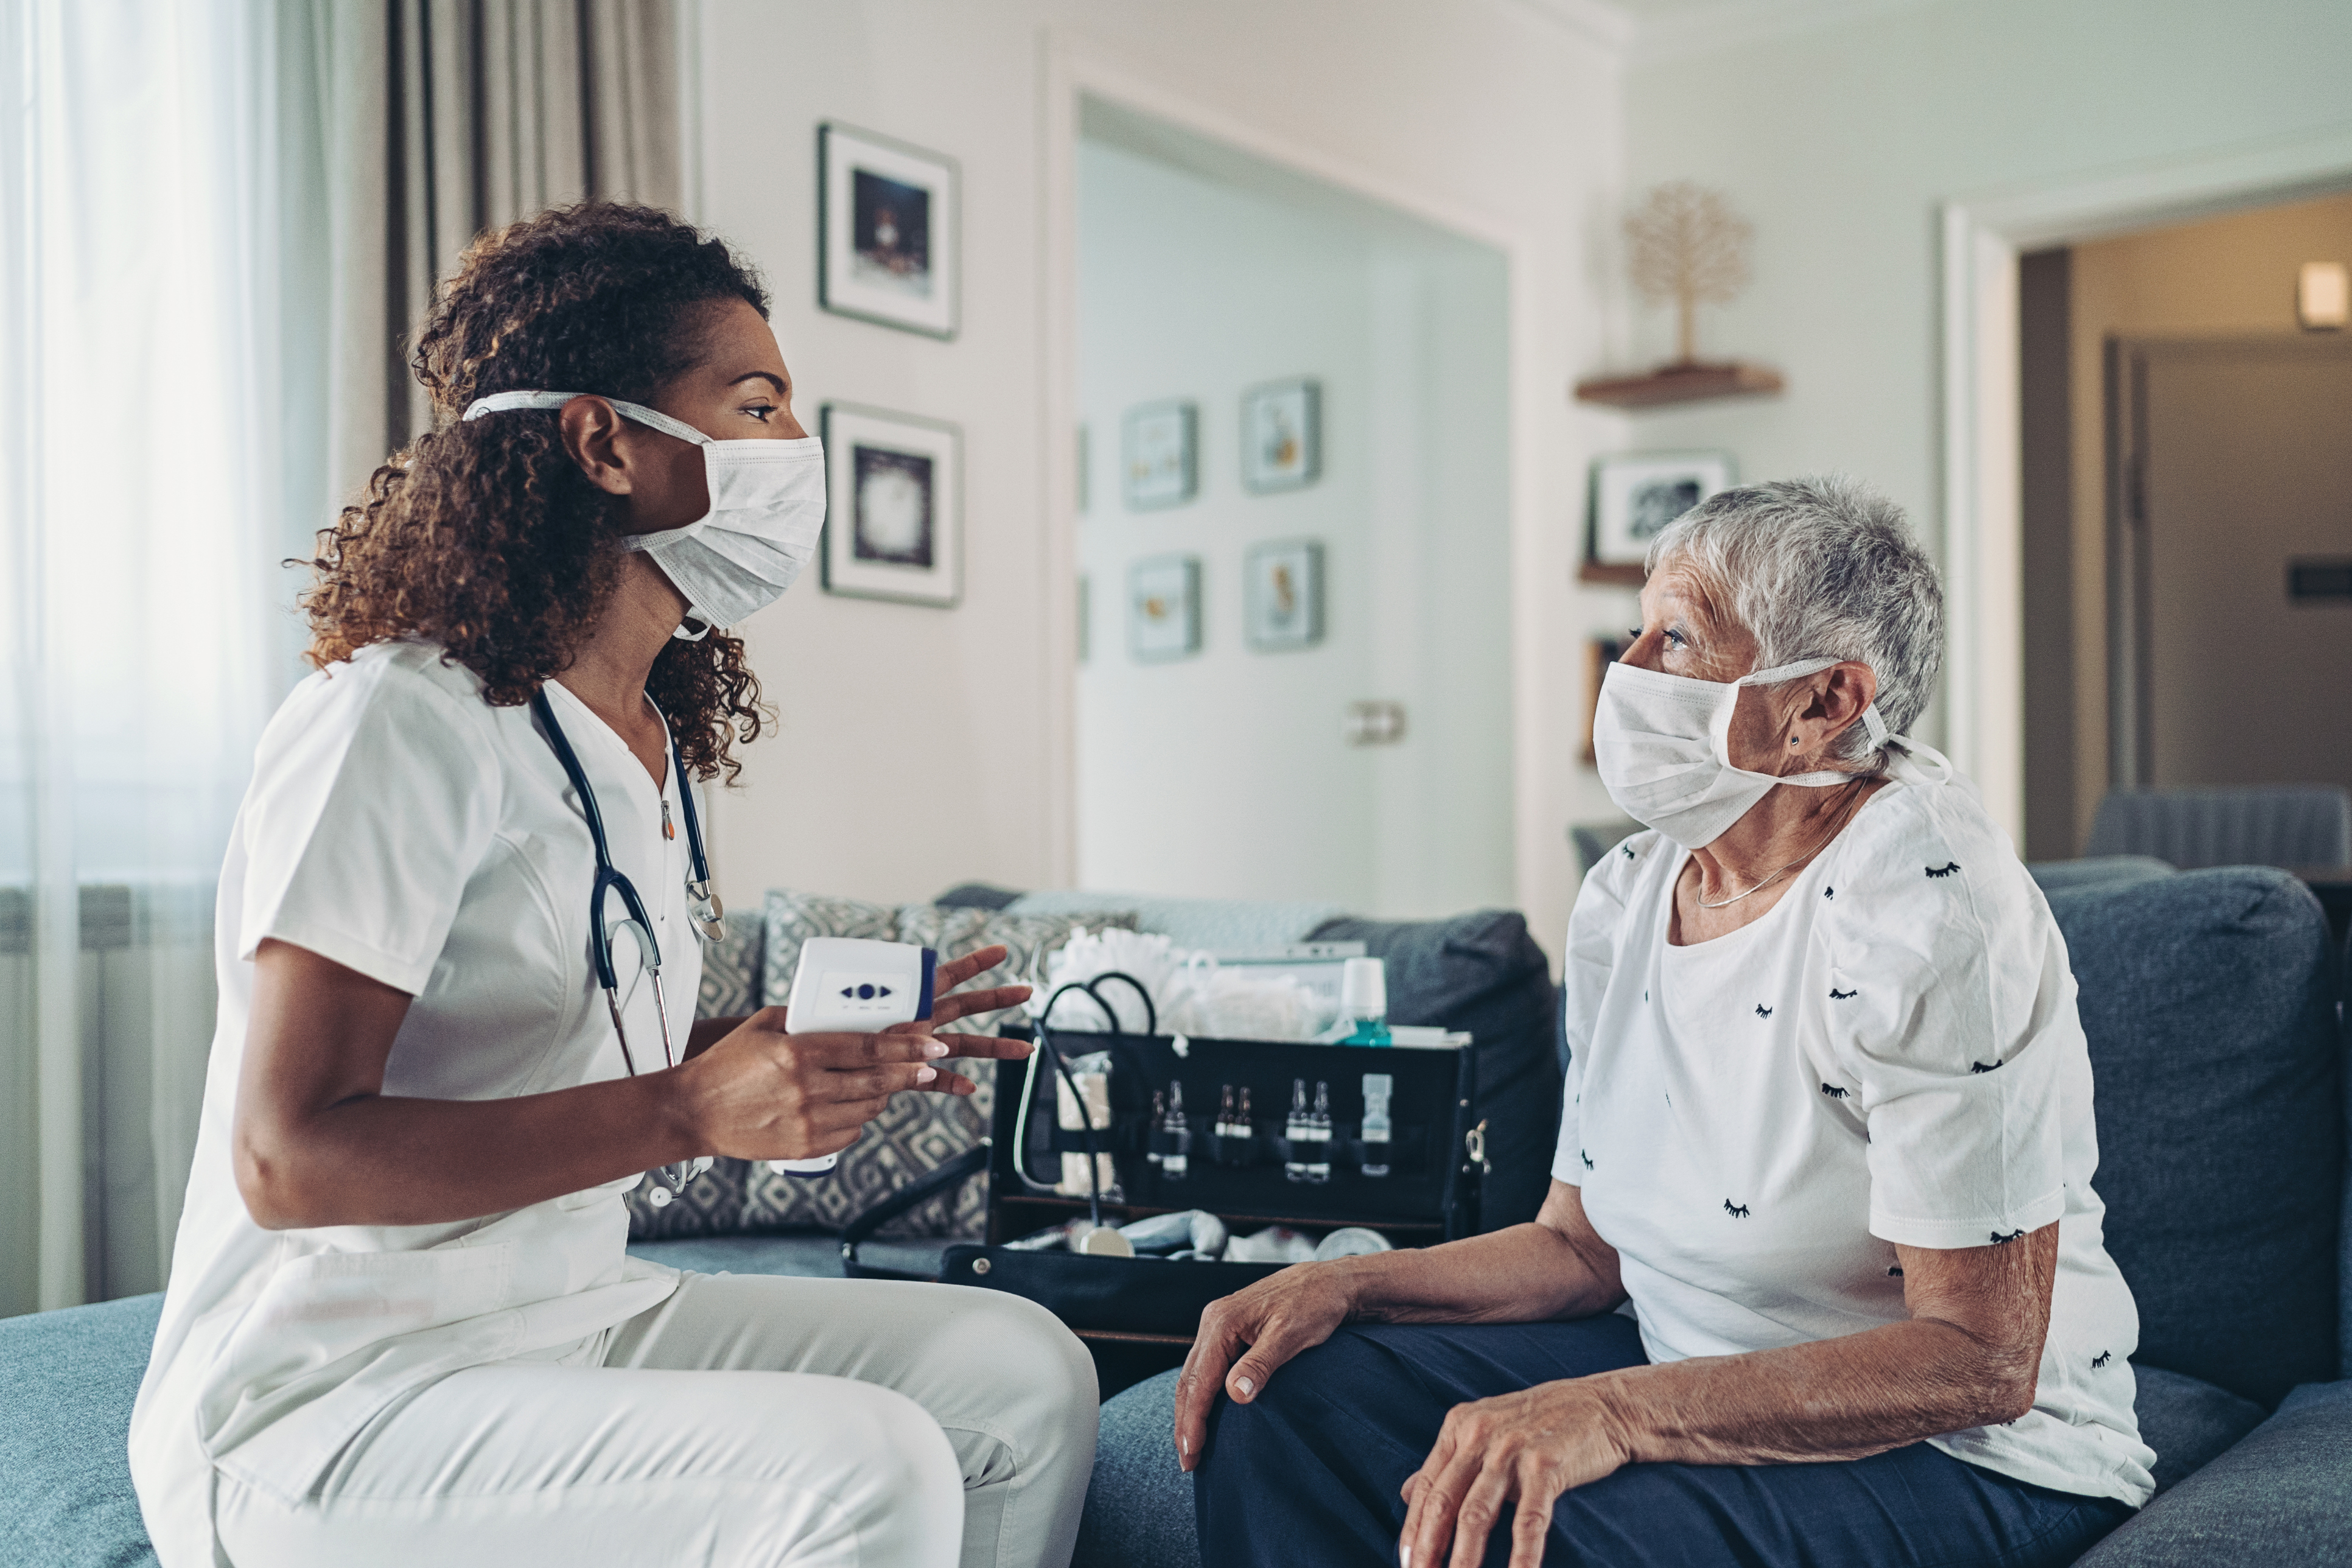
[1071,99,1513,915]
[2009,187,2352,857]
[2107,335,2352,791]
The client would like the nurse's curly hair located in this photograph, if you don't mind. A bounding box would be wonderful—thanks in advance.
[298,203,774,783]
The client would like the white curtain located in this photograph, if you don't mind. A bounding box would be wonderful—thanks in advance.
[1,0,298,1315]
[1,0,682,1318]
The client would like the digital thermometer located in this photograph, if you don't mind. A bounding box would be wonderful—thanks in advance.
[768,938,939,1175]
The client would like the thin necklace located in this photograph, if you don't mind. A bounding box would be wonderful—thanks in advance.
[1696,785,1868,910]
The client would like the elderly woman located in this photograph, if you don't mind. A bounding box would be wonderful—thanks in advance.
[1174,478,2152,1568]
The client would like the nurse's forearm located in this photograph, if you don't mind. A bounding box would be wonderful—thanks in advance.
[235,1073,712,1229]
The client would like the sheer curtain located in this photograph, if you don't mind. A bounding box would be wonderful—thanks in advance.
[1,0,295,1315]
[1,0,681,1318]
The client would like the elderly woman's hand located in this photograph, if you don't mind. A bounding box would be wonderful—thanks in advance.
[1398,1377,1636,1568]
[1172,1258,1364,1471]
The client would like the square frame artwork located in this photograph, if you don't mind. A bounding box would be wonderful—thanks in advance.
[819,123,960,338]
[1128,555,1202,662]
[1589,451,1735,567]
[1244,538,1325,651]
[1122,401,1198,511]
[821,404,962,608]
[1241,377,1321,493]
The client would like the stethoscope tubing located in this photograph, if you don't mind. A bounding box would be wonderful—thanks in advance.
[532,685,716,1200]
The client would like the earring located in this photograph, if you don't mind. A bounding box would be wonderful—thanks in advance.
[1789,737,1799,747]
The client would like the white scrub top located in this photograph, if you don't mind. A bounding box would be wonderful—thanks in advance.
[130,639,699,1568]
[1553,742,2157,1508]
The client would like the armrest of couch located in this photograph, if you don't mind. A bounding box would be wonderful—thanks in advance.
[2075,1378,2352,1564]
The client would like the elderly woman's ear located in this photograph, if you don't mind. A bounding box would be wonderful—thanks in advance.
[1726,662,1880,774]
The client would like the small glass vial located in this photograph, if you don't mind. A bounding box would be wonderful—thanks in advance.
[1360,1072,1393,1177]
[1147,1090,1167,1174]
[1161,1080,1190,1183]
[1339,957,1393,1046]
[1284,1079,1311,1182]
[1304,1080,1332,1183]
[1217,1084,1240,1142]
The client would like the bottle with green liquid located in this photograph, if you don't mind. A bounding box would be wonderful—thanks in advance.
[1338,956,1391,1046]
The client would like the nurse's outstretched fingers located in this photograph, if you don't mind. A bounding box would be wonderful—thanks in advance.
[929,944,1011,996]
[905,982,1032,1029]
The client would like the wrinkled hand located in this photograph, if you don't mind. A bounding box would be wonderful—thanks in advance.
[1399,1379,1634,1568]
[1173,1258,1362,1471]
[684,945,1031,1161]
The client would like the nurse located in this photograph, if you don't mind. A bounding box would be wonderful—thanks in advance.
[130,203,1097,1568]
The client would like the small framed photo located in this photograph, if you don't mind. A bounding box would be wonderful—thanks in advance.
[821,404,962,608]
[819,123,959,338]
[1129,555,1202,662]
[1241,378,1321,493]
[1245,538,1325,651]
[1589,451,1735,567]
[1123,401,1198,511]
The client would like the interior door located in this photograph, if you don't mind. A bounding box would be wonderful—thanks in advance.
[2110,336,2352,789]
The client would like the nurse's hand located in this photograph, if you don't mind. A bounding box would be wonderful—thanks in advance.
[679,944,1034,1163]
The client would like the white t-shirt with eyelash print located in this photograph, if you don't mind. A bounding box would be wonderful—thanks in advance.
[1553,741,2154,1508]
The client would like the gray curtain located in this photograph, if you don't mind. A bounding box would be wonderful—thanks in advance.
[299,0,682,506]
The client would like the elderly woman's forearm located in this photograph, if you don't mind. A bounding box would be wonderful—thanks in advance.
[1588,1316,2039,1466]
[1342,1221,1626,1325]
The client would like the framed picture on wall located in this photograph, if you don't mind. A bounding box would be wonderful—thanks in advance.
[1123,400,1198,510]
[1245,538,1325,651]
[1241,377,1321,492]
[819,123,959,338]
[820,403,962,607]
[1589,450,1735,569]
[1129,554,1202,662]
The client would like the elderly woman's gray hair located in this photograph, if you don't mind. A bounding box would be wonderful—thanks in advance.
[1644,476,1944,768]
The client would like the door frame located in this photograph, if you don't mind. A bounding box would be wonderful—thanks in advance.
[1939,125,2352,842]
[1037,35,1539,900]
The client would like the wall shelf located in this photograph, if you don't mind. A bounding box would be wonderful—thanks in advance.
[1577,561,1647,588]
[1573,361,1785,408]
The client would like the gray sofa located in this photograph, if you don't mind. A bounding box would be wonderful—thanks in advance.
[5,863,2347,1566]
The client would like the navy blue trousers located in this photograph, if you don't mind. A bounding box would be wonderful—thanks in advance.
[1195,1316,2133,1568]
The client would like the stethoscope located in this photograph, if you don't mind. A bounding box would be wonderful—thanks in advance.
[531,687,727,1204]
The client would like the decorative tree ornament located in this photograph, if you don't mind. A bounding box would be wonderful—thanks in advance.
[1574,181,1783,410]
[1624,181,1752,367]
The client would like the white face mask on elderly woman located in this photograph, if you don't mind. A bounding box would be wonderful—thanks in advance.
[1592,657,1892,851]
[463,390,825,638]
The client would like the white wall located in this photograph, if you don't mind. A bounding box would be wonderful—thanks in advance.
[691,0,1627,954]
[1074,133,1514,917]
[1617,0,2352,816]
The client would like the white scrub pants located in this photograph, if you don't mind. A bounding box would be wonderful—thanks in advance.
[213,1273,1099,1568]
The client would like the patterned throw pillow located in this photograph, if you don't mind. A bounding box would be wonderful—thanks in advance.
[623,893,1134,1242]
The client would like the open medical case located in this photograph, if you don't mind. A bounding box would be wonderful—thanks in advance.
[938,1017,1485,1353]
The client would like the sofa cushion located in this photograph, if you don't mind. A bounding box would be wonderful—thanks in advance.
[2027,855,2176,895]
[1076,1367,1195,1568]
[2047,867,2343,1406]
[2130,1363,2266,1495]
[2076,1377,2352,1565]
[0,1292,162,1568]
[1309,909,1563,1230]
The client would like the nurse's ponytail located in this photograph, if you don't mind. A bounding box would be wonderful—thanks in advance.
[298,203,773,784]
